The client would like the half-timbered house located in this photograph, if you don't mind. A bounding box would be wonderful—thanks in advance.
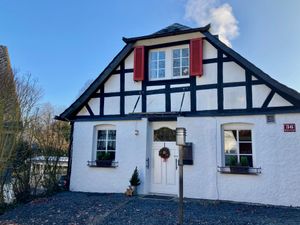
[57,24,300,206]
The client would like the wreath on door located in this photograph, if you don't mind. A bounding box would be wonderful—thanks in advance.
[159,147,170,161]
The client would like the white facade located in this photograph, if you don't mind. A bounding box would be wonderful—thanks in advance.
[61,24,300,207]
[70,114,300,206]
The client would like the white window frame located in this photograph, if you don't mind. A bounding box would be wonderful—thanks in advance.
[172,47,190,78]
[94,125,116,161]
[149,50,166,80]
[148,44,190,81]
[221,123,254,167]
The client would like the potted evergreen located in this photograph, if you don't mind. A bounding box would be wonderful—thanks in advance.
[129,167,141,195]
[229,156,249,174]
[96,152,113,167]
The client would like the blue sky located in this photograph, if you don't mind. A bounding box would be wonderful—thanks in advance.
[1,0,300,110]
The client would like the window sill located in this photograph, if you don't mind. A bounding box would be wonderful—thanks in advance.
[87,160,118,168]
[217,166,261,175]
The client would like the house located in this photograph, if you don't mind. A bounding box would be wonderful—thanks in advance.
[57,23,300,207]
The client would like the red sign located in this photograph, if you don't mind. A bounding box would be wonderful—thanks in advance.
[284,123,296,132]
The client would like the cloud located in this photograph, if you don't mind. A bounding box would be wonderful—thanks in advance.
[184,0,239,47]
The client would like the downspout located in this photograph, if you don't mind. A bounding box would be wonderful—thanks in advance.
[66,121,74,191]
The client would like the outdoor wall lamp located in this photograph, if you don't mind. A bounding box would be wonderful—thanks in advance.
[176,127,186,146]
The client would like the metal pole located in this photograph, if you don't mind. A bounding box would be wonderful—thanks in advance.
[178,145,184,225]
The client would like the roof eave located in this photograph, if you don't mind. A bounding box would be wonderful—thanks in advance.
[122,24,211,43]
[58,42,135,120]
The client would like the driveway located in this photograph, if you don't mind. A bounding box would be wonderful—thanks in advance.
[0,192,299,225]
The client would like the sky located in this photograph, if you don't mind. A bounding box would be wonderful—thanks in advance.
[1,0,300,112]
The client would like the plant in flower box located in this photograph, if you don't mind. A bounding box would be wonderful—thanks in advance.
[229,156,249,174]
[96,152,113,167]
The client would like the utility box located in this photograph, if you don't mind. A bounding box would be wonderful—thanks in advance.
[183,142,193,165]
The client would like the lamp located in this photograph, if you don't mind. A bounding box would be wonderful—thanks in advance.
[176,127,186,146]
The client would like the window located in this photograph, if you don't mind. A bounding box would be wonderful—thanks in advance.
[96,129,116,160]
[148,45,190,81]
[173,48,189,77]
[223,128,253,167]
[149,51,165,80]
[153,127,176,142]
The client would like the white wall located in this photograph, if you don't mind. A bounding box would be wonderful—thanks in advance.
[71,113,300,207]
[70,119,148,194]
[177,113,300,207]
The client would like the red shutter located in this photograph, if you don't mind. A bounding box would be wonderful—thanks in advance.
[133,46,145,81]
[190,38,203,76]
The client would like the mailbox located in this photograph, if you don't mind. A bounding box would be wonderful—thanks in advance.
[183,142,193,165]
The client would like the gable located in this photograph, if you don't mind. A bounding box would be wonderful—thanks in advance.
[57,24,300,121]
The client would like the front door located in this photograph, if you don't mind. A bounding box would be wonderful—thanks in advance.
[150,122,178,195]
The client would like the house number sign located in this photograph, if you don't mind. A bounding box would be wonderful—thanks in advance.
[284,123,296,132]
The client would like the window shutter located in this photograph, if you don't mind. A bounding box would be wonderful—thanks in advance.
[133,46,145,81]
[190,38,203,76]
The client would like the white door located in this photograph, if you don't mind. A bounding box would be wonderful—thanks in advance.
[150,122,178,195]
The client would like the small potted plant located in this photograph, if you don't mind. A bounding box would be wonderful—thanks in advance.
[229,156,249,174]
[96,152,113,167]
[129,167,141,195]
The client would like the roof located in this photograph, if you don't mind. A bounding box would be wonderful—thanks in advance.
[122,23,210,43]
[153,23,191,34]
[57,43,134,121]
[57,23,300,120]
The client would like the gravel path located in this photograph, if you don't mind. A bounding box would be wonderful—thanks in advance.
[0,192,299,225]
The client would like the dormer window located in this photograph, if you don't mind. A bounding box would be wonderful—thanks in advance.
[172,48,189,77]
[149,51,166,80]
[148,44,190,81]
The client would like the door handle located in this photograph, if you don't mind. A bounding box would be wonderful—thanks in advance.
[175,159,178,170]
[146,158,150,169]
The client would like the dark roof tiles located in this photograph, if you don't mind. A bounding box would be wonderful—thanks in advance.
[153,23,191,35]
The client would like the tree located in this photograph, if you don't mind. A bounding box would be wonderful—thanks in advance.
[31,103,69,194]
[0,46,20,204]
[10,72,43,202]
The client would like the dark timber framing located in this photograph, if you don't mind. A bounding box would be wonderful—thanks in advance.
[217,50,223,111]
[57,24,300,122]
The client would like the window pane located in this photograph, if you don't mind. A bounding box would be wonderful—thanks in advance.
[173,49,180,58]
[150,69,157,78]
[173,68,180,77]
[108,152,115,160]
[182,67,189,76]
[97,141,106,150]
[224,130,237,154]
[150,52,157,60]
[108,130,116,140]
[158,69,165,78]
[225,155,237,166]
[150,61,157,69]
[98,130,106,140]
[154,127,176,142]
[182,48,189,57]
[107,141,116,150]
[240,155,253,167]
[159,51,165,60]
[239,130,252,141]
[159,60,165,69]
[182,58,189,67]
[239,143,252,154]
[173,59,180,67]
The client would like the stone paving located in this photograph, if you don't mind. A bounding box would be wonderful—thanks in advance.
[0,192,300,225]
